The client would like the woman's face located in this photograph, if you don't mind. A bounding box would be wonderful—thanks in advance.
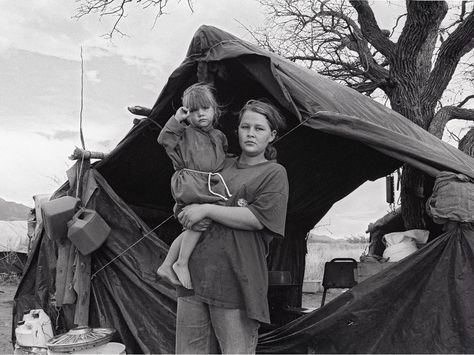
[238,110,276,159]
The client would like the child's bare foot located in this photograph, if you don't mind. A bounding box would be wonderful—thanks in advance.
[172,261,193,289]
[156,264,181,286]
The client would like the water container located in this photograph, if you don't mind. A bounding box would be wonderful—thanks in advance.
[22,310,33,322]
[48,342,126,355]
[42,196,81,241]
[15,309,54,348]
[67,209,111,255]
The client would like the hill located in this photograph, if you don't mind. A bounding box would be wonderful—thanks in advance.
[307,233,343,243]
[0,197,31,221]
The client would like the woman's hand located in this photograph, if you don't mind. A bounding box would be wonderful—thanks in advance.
[189,218,212,232]
[178,204,210,230]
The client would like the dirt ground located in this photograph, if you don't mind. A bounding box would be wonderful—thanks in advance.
[0,281,343,354]
[0,282,16,354]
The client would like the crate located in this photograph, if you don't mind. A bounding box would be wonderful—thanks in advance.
[356,262,395,282]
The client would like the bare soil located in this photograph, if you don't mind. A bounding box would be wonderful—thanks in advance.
[0,282,344,354]
[0,282,17,354]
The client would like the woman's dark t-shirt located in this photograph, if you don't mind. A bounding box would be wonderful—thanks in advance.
[183,157,289,323]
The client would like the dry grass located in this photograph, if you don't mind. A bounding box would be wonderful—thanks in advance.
[0,272,21,286]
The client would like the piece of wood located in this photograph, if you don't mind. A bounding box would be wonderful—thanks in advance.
[63,243,77,304]
[55,239,69,306]
[55,239,78,306]
[73,253,91,326]
[69,147,108,161]
[72,158,92,326]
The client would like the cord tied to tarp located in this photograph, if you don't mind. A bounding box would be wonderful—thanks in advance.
[90,214,174,280]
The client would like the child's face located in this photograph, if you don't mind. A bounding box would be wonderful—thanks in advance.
[188,106,215,129]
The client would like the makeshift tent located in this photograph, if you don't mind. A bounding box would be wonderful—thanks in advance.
[0,221,28,274]
[14,25,474,353]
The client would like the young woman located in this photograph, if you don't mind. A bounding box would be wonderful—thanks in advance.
[175,99,289,354]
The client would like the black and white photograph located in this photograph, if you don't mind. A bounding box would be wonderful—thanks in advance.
[1,0,474,353]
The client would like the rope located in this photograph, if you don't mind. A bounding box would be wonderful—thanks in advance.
[90,214,174,280]
[273,116,310,145]
[182,168,232,201]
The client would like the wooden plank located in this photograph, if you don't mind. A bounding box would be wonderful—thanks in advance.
[55,239,77,306]
[73,253,91,326]
[63,243,77,304]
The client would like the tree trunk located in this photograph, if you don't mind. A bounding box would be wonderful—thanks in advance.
[459,128,474,157]
[400,164,430,229]
[388,88,434,229]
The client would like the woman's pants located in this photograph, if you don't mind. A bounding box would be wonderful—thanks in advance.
[176,295,259,354]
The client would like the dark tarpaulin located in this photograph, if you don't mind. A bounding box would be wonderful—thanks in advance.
[14,171,179,354]
[258,224,474,354]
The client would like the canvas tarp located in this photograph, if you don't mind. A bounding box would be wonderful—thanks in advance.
[0,221,28,253]
[14,25,474,353]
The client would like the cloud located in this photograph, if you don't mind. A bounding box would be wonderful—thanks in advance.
[97,139,113,148]
[35,129,78,141]
[86,70,101,83]
[0,36,11,52]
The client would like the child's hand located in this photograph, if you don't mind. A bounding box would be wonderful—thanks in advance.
[175,107,190,123]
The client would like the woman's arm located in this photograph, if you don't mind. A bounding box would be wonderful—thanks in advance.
[178,203,264,231]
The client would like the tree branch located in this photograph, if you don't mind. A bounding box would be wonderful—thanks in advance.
[423,8,474,105]
[74,0,192,37]
[348,0,396,59]
[428,105,474,138]
[397,0,448,63]
[458,94,474,108]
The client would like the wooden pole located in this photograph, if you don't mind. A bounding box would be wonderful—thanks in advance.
[73,253,91,326]
[69,147,108,161]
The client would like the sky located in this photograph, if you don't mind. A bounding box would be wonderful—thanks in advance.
[1,0,468,238]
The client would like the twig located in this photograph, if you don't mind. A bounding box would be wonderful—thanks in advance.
[80,47,86,150]
[457,94,474,108]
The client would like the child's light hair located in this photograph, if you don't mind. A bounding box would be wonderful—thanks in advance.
[239,99,286,160]
[182,82,221,124]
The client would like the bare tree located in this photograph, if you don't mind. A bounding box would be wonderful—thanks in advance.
[253,0,474,230]
[74,0,194,38]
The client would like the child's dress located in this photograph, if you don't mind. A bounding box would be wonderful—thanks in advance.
[157,116,231,214]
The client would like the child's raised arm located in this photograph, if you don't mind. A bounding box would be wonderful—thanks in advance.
[174,106,190,123]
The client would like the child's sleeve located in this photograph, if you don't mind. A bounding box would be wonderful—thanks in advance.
[220,131,228,153]
[157,116,186,151]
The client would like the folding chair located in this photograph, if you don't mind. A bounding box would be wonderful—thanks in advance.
[321,258,358,307]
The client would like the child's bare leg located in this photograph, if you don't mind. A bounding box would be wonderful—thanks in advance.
[172,229,201,289]
[156,234,182,286]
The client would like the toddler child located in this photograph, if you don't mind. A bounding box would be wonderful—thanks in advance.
[156,82,231,289]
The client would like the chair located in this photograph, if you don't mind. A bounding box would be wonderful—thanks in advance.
[321,258,358,307]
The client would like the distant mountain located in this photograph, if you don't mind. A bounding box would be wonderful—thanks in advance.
[0,197,31,221]
[307,233,343,243]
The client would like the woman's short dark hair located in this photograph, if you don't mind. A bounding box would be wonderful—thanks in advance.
[239,99,286,160]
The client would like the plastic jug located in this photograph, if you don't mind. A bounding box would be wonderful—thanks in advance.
[16,309,54,348]
[67,209,111,255]
[42,196,81,241]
